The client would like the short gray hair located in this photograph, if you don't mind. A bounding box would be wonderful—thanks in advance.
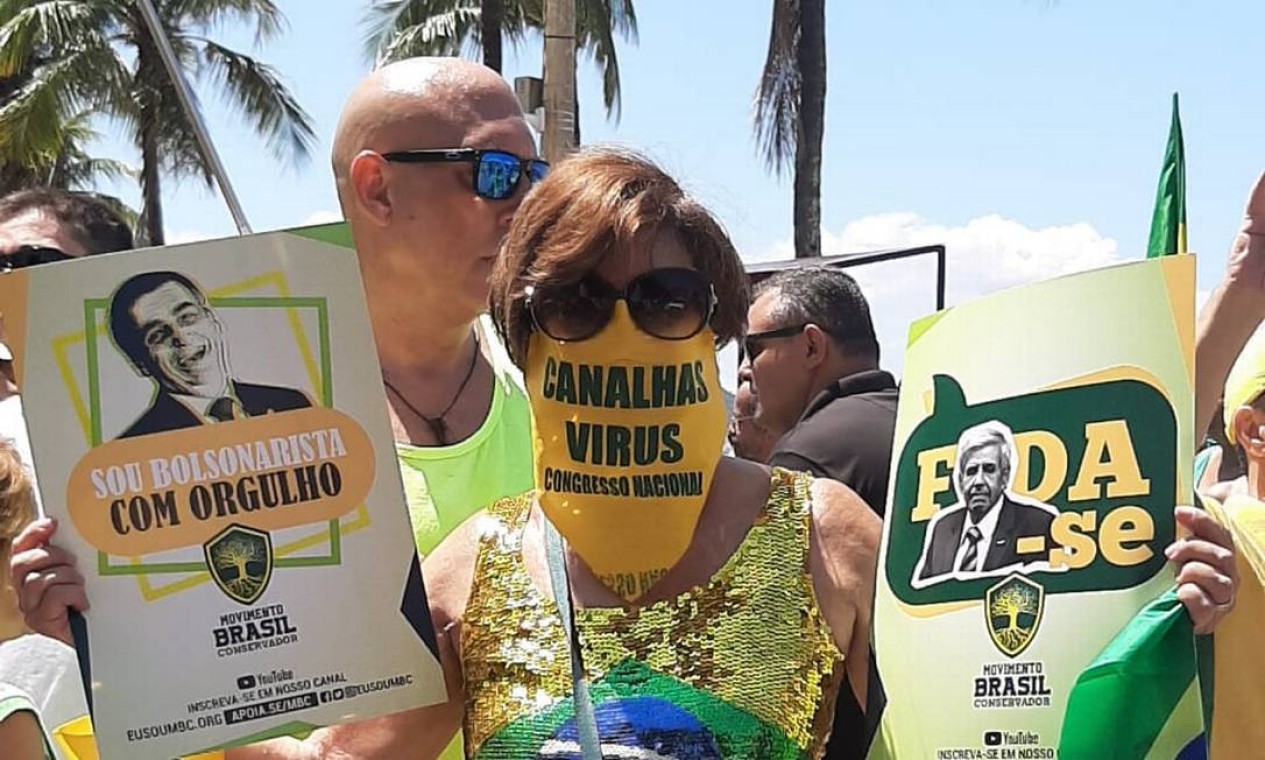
[955,420,1016,478]
[753,266,879,361]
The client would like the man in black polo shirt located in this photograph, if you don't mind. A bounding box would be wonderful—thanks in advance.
[745,265,896,760]
[746,266,898,516]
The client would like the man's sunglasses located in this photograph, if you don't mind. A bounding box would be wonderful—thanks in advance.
[380,148,549,200]
[0,245,73,271]
[743,323,811,361]
[527,268,717,342]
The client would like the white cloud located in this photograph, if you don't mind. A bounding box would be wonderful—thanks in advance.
[302,210,343,226]
[834,212,1121,302]
[746,212,1126,376]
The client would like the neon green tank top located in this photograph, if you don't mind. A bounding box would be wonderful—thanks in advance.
[396,316,534,760]
[397,315,535,557]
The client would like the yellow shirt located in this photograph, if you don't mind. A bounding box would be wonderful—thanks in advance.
[1203,494,1265,758]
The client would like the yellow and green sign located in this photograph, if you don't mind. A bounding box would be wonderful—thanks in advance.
[869,255,1201,759]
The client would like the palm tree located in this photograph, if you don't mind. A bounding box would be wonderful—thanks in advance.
[754,0,826,260]
[362,0,637,122]
[0,0,315,245]
[0,113,133,196]
[0,46,130,194]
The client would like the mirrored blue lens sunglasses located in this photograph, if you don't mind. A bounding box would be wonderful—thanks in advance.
[380,148,549,200]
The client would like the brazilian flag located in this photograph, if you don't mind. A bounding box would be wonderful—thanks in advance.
[476,660,805,759]
[1146,93,1187,258]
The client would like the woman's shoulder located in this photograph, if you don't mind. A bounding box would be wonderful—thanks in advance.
[421,492,534,622]
[805,474,881,580]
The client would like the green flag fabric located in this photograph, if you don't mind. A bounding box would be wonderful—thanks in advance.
[1058,588,1208,758]
[1059,452,1216,758]
[1147,93,1187,258]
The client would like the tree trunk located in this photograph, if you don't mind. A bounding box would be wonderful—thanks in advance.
[542,0,577,163]
[136,40,165,246]
[794,0,826,260]
[140,117,164,246]
[572,68,581,146]
[481,0,504,73]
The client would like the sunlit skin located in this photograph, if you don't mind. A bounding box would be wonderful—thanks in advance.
[0,710,47,760]
[744,291,815,439]
[332,57,537,448]
[128,282,230,397]
[728,365,778,463]
[0,209,87,259]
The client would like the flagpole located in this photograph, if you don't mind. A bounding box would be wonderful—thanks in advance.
[134,0,253,236]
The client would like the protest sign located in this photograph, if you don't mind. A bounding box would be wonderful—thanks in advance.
[868,255,1202,759]
[0,228,446,759]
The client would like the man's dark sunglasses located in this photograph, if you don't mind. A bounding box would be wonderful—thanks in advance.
[743,323,812,360]
[380,148,549,200]
[527,268,717,342]
[0,245,73,272]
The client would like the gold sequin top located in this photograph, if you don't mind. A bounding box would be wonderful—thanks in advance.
[460,468,845,759]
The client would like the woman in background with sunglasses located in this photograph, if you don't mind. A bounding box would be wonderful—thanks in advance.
[406,147,881,760]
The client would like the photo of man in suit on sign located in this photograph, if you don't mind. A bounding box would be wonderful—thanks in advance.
[912,420,1064,588]
[108,271,312,439]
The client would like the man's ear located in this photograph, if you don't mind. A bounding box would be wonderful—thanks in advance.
[348,151,392,226]
[803,324,831,369]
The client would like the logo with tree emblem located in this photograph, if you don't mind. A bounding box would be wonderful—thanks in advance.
[985,574,1044,658]
[204,524,273,605]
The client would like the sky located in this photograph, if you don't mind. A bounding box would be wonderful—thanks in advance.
[85,0,1265,380]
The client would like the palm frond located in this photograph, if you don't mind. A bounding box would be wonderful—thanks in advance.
[53,153,134,187]
[383,7,483,64]
[363,0,638,118]
[604,0,637,44]
[0,45,124,162]
[575,0,637,119]
[753,0,799,176]
[168,0,284,44]
[0,0,109,77]
[144,86,212,186]
[199,39,314,166]
[497,1,533,50]
[362,0,481,65]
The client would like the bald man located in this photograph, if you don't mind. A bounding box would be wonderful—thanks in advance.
[9,58,545,760]
[330,57,541,557]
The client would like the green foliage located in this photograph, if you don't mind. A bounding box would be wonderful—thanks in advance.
[362,0,637,118]
[0,0,314,242]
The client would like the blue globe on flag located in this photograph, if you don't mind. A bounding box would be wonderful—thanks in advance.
[537,696,722,760]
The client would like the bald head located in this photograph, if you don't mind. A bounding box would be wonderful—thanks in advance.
[333,57,537,335]
[332,58,523,199]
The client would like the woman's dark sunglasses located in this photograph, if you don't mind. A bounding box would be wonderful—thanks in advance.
[527,268,717,342]
[380,148,549,200]
[0,245,73,271]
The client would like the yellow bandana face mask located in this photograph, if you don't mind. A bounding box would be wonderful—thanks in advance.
[525,301,728,601]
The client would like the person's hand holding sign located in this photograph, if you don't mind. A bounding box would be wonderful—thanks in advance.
[8,517,84,647]
[1168,506,1238,634]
